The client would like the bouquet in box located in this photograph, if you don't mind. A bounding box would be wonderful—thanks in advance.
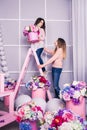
[40,109,84,130]
[26,75,51,90]
[60,81,87,105]
[23,24,39,43]
[15,101,44,123]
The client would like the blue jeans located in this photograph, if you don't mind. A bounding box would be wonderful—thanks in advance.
[36,48,46,72]
[52,67,62,98]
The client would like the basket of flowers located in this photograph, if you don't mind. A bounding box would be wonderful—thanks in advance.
[15,101,44,130]
[60,81,87,119]
[26,75,51,100]
[23,25,39,43]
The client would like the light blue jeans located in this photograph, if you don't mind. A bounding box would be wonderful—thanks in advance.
[52,67,62,98]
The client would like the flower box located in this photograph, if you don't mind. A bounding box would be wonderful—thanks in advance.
[60,81,87,119]
[32,88,46,100]
[4,88,14,106]
[23,25,39,43]
[26,75,51,100]
[66,96,86,119]
[28,32,39,43]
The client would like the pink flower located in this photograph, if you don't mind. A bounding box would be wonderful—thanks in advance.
[30,25,38,32]
[62,111,76,121]
[23,25,39,37]
[79,81,86,87]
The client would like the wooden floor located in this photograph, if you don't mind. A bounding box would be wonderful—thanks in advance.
[1,121,19,130]
[0,101,19,130]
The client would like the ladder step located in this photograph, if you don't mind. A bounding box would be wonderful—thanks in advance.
[0,113,16,128]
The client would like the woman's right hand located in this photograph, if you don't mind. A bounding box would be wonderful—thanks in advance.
[38,64,44,69]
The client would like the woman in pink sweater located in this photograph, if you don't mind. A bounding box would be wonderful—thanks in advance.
[38,38,66,98]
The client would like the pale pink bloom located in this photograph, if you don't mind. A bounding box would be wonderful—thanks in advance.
[62,111,76,121]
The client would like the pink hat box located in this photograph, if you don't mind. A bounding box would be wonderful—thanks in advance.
[66,96,86,119]
[32,88,46,100]
[28,32,39,43]
[29,120,38,130]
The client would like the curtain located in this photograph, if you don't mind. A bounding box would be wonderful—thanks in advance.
[72,0,87,82]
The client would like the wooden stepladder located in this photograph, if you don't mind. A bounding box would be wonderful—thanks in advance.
[0,46,52,127]
[14,47,44,98]
[0,47,43,128]
[14,46,52,99]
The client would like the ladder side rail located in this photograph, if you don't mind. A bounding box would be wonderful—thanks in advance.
[14,48,32,98]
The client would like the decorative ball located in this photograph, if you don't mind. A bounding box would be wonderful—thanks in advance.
[2,66,8,72]
[0,41,3,46]
[15,94,31,109]
[0,46,4,51]
[0,51,5,56]
[1,61,7,66]
[32,97,46,112]
[1,55,6,60]
[46,98,65,112]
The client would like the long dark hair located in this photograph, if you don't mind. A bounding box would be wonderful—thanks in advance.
[54,38,66,59]
[34,17,46,31]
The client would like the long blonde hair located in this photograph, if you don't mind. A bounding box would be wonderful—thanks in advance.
[54,38,66,59]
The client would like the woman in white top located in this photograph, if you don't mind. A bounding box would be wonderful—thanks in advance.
[32,17,46,73]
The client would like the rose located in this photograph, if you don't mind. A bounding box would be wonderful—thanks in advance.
[39,76,47,84]
[51,115,67,128]
[62,111,76,121]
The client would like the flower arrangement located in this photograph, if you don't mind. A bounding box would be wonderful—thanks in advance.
[4,79,17,90]
[60,81,87,105]
[26,75,51,90]
[23,25,39,36]
[23,24,39,43]
[40,109,84,130]
[15,101,44,123]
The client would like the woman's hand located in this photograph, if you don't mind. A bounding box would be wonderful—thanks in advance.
[38,64,44,69]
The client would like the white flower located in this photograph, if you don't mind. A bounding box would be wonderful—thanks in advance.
[39,82,44,88]
[80,88,86,96]
[25,26,29,31]
[71,120,83,130]
[58,122,73,130]
[44,111,55,124]
[40,123,49,130]
[63,83,70,87]
[73,91,81,98]
[72,81,79,86]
